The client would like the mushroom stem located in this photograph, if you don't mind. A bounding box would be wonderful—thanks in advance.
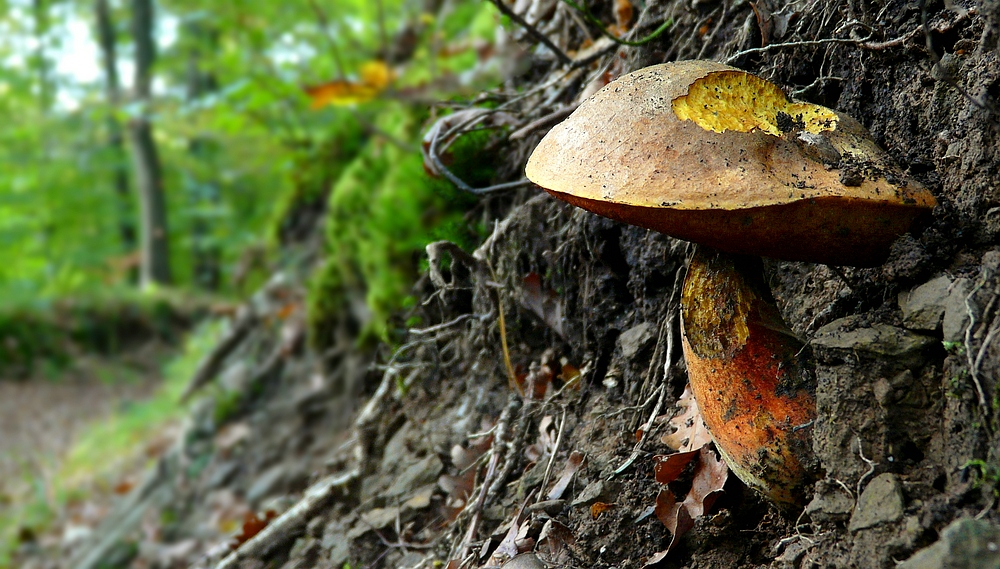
[681,246,818,506]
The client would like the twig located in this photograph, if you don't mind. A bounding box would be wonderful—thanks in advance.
[964,277,993,422]
[373,0,388,61]
[409,313,478,336]
[180,306,256,403]
[558,0,672,46]
[611,384,667,477]
[537,408,568,502]
[493,262,519,394]
[489,0,573,66]
[855,435,877,497]
[723,31,926,64]
[450,396,520,560]
[508,104,579,140]
[214,471,357,569]
[426,121,534,195]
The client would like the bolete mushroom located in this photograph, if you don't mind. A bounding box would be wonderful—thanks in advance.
[524,60,936,506]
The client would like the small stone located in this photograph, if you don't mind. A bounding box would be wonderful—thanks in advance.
[775,539,809,568]
[350,507,401,539]
[287,536,319,560]
[398,552,425,568]
[619,322,656,359]
[899,275,951,331]
[402,484,436,511]
[306,515,327,538]
[849,473,904,532]
[246,464,288,505]
[805,481,855,524]
[385,454,443,498]
[206,460,241,489]
[873,377,894,406]
[320,516,353,554]
[898,517,1000,569]
[943,278,973,343]
[571,480,606,507]
[813,316,936,360]
[327,535,350,567]
[501,553,547,569]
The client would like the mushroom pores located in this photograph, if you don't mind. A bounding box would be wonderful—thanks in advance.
[524,59,936,267]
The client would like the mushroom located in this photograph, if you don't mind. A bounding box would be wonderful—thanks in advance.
[524,60,936,505]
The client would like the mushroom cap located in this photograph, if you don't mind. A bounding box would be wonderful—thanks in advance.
[525,60,937,266]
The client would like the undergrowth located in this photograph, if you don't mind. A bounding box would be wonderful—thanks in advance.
[0,288,210,378]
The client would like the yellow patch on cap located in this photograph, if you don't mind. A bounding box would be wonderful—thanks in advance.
[671,70,838,137]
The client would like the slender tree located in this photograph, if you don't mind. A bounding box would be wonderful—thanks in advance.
[184,18,222,290]
[32,0,52,111]
[95,0,137,271]
[127,0,171,286]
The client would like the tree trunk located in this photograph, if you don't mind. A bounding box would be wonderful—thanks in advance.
[32,0,52,111]
[184,20,222,290]
[128,0,171,286]
[95,0,137,271]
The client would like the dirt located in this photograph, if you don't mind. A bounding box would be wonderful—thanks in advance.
[12,0,1000,568]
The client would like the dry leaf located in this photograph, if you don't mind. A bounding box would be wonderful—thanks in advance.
[559,363,582,390]
[647,447,728,564]
[660,384,712,452]
[229,510,277,550]
[525,415,557,463]
[537,518,575,556]
[547,450,585,500]
[652,450,699,484]
[440,433,493,522]
[521,273,565,338]
[487,501,531,565]
[303,61,393,108]
[614,0,633,29]
[590,502,616,519]
[515,363,553,401]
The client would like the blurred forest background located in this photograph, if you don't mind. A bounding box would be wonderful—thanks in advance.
[0,0,500,563]
[0,0,495,334]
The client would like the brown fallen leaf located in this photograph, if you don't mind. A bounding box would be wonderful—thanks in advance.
[684,446,728,518]
[537,518,575,555]
[558,363,582,390]
[646,447,729,565]
[521,273,565,338]
[440,432,494,523]
[547,451,585,500]
[660,384,712,452]
[525,415,557,463]
[650,488,694,564]
[652,450,699,484]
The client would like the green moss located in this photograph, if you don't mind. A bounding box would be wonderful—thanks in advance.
[307,105,490,348]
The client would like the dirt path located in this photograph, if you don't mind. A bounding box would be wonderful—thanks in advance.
[0,344,169,500]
